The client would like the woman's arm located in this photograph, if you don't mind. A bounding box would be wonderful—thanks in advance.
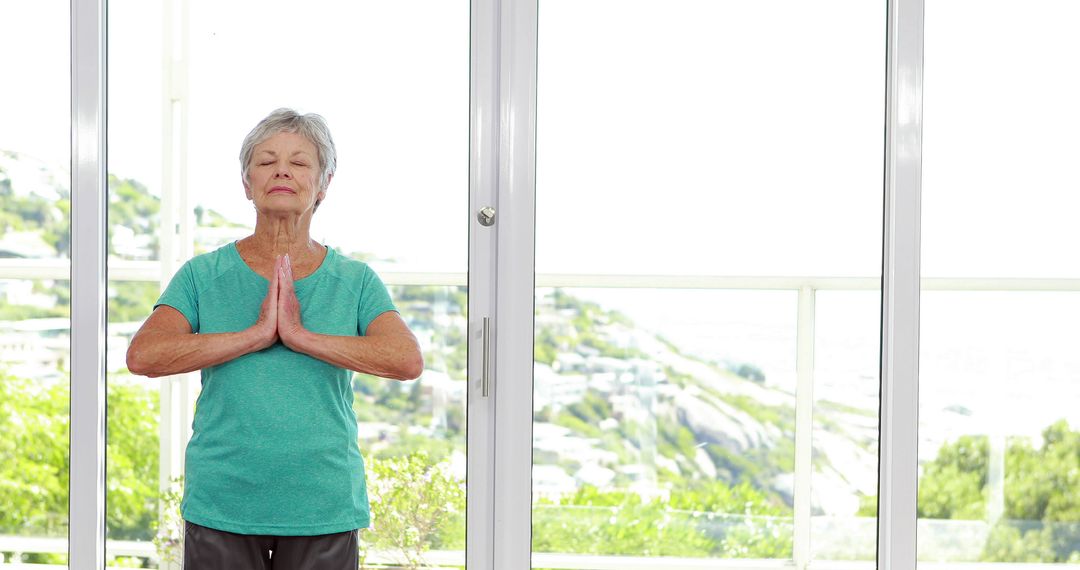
[286,311,424,381]
[126,263,281,378]
[126,306,275,377]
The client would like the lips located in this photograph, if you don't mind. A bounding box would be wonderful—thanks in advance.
[268,186,296,194]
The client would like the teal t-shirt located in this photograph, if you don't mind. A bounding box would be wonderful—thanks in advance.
[155,241,397,536]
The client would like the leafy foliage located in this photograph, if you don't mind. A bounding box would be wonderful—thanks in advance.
[534,482,792,558]
[859,421,1080,562]
[0,371,159,565]
[0,374,69,536]
[361,452,465,569]
[918,435,989,520]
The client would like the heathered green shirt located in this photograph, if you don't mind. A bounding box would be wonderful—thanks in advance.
[155,241,397,536]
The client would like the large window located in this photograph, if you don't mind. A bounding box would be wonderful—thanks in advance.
[0,1,71,566]
[918,0,1080,563]
[14,0,1080,568]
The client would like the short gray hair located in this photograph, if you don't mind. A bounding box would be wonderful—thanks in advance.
[239,108,337,197]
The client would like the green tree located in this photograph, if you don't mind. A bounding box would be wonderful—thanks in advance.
[0,371,160,541]
[860,421,1080,562]
[918,435,988,520]
[361,452,465,569]
[0,374,69,537]
[105,377,161,541]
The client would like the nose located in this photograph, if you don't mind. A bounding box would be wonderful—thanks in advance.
[273,163,293,179]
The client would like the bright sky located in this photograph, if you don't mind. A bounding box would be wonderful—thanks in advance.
[3,0,1079,278]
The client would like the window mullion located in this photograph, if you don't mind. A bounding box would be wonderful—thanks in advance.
[492,0,538,567]
[878,0,924,567]
[70,0,108,566]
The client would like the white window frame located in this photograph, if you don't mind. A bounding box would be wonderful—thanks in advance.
[70,0,107,567]
[467,0,500,566]
[879,0,924,568]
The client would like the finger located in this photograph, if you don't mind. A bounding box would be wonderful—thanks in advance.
[280,255,296,294]
[277,274,292,317]
[269,255,281,298]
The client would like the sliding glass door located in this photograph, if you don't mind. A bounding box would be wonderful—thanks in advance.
[531,1,887,567]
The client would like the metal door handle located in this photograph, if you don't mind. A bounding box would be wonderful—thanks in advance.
[482,316,491,397]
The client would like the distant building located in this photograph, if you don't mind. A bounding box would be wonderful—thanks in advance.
[0,279,56,308]
[552,351,585,373]
[194,225,251,255]
[532,464,578,499]
[534,364,587,412]
[0,231,56,259]
[0,319,69,383]
[111,225,155,260]
[574,464,616,488]
[414,368,466,432]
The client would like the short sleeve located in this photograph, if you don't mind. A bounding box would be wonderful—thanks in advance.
[357,266,397,336]
[154,261,200,333]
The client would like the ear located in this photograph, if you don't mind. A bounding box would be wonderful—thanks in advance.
[243,177,253,200]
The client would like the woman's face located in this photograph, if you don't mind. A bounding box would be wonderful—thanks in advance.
[244,131,326,216]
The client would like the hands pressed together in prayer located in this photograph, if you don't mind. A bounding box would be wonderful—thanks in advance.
[251,254,307,351]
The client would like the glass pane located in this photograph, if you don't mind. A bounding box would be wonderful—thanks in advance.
[534,0,885,565]
[535,1,886,279]
[918,293,1080,562]
[357,284,468,559]
[107,0,468,567]
[922,2,1080,280]
[920,0,1080,563]
[186,1,468,273]
[811,291,880,560]
[533,288,798,559]
[0,0,71,566]
[106,1,168,565]
[105,278,162,568]
[107,0,164,263]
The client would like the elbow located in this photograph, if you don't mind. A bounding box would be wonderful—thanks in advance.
[400,352,424,381]
[126,344,158,377]
[126,346,147,376]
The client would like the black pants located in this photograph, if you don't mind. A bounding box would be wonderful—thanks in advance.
[183,521,359,570]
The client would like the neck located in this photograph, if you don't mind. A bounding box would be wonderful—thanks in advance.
[246,212,320,260]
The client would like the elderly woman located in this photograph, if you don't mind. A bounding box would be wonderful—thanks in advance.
[126,108,423,569]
